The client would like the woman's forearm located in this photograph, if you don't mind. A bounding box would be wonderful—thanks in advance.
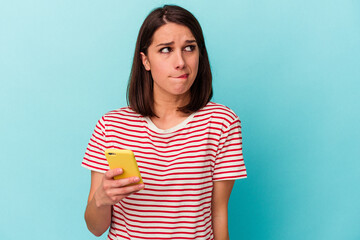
[212,212,230,240]
[84,194,112,237]
[212,180,235,240]
[84,169,144,236]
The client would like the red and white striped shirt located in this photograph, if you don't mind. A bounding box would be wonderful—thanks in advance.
[82,102,247,240]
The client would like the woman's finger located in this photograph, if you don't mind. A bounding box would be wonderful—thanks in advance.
[104,168,123,179]
[110,177,141,188]
[108,183,145,197]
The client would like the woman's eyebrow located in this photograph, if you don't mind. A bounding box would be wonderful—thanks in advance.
[156,41,174,47]
[155,39,197,47]
[185,40,197,44]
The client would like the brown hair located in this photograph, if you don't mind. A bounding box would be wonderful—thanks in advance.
[127,5,213,117]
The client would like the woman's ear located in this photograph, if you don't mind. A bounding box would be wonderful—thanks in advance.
[140,52,151,71]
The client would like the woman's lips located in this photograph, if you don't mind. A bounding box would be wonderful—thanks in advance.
[176,74,189,78]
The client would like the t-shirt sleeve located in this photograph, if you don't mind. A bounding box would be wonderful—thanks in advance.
[213,117,247,181]
[81,116,110,173]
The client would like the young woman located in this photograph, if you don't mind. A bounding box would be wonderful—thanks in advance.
[82,5,247,240]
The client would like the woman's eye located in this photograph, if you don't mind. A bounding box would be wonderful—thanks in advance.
[184,45,195,52]
[160,47,171,53]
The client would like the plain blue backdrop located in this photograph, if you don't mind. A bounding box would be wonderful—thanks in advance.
[1,0,359,239]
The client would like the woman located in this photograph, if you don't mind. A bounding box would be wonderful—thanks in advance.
[83,5,247,240]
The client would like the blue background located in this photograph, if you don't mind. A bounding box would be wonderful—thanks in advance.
[1,0,359,239]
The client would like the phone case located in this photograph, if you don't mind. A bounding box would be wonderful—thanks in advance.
[104,149,143,184]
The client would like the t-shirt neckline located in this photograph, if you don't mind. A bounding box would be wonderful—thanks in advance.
[144,112,196,134]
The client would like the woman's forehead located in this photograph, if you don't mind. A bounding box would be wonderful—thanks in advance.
[151,23,196,45]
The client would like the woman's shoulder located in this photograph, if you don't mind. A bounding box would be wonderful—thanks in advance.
[101,106,142,122]
[198,102,240,122]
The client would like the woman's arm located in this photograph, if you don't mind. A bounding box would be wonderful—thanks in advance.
[84,169,144,236]
[212,180,235,240]
[85,171,112,236]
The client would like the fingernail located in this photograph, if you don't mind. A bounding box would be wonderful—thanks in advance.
[138,184,144,189]
[133,177,139,182]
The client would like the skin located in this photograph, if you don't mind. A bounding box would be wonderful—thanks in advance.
[85,169,144,236]
[140,22,199,129]
[212,180,235,240]
[85,22,235,239]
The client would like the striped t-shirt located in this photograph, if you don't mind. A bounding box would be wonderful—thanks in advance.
[82,102,247,240]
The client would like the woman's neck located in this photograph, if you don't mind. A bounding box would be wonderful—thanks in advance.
[152,90,190,117]
[150,92,191,130]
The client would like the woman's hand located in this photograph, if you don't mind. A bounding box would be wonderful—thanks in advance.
[85,169,144,236]
[93,168,145,207]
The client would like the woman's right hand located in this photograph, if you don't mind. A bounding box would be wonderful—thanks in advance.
[93,168,144,208]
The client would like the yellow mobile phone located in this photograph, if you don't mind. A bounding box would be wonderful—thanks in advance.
[104,149,143,184]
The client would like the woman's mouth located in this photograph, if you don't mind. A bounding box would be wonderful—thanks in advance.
[176,74,189,79]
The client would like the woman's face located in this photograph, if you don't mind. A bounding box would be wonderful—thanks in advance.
[141,23,199,100]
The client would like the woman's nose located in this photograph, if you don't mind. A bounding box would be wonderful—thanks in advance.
[174,51,185,69]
